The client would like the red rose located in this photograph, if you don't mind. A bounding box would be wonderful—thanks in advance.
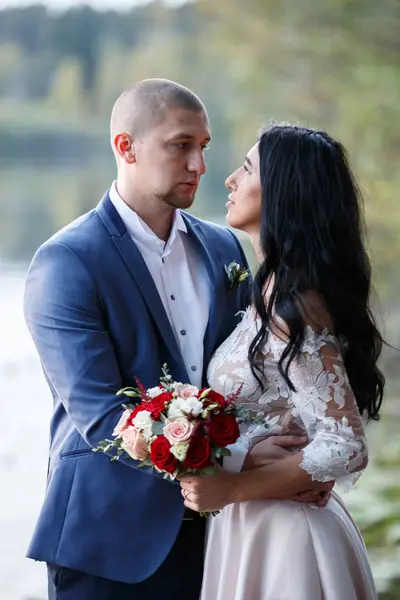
[149,392,173,420]
[208,413,240,447]
[183,435,212,470]
[200,389,227,408]
[150,435,178,474]
[128,403,150,425]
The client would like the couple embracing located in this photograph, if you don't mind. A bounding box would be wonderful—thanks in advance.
[24,79,383,599]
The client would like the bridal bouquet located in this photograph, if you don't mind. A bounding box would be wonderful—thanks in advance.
[93,364,269,480]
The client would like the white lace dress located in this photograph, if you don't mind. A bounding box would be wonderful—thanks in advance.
[201,307,377,600]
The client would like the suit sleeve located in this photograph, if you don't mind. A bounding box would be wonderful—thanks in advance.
[23,240,177,482]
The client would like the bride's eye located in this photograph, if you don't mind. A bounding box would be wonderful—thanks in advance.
[243,164,250,173]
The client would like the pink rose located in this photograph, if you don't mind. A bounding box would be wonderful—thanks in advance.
[163,418,194,445]
[120,426,150,460]
[174,383,199,399]
[112,409,131,437]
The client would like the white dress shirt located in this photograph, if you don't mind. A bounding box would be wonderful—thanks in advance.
[109,182,210,388]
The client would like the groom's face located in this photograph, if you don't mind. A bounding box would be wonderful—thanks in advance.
[134,107,211,209]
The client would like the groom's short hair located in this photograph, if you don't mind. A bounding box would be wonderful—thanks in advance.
[110,79,206,142]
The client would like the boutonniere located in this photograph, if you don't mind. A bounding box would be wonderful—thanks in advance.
[225,261,249,290]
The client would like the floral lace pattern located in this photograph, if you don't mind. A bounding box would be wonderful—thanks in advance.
[207,307,368,486]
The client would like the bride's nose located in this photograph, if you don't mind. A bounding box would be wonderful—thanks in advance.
[225,172,236,191]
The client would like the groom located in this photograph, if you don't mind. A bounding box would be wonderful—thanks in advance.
[24,79,328,600]
[24,79,253,600]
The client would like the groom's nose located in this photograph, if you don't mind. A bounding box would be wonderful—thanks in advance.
[187,150,206,175]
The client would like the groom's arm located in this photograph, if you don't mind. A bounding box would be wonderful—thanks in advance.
[24,240,177,482]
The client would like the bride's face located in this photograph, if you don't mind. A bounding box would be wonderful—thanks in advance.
[225,142,262,234]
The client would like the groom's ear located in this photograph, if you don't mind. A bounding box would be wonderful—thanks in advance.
[114,133,136,164]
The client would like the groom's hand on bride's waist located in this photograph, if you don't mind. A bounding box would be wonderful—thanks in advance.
[242,435,308,470]
[243,435,334,507]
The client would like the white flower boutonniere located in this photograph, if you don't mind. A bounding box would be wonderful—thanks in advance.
[225,261,249,290]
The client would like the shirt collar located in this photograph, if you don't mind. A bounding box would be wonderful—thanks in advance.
[109,181,187,253]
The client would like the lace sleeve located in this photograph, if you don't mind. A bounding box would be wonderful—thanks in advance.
[287,327,368,488]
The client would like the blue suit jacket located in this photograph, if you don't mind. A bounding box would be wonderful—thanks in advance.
[23,192,251,583]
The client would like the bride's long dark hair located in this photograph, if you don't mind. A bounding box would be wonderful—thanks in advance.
[249,124,385,421]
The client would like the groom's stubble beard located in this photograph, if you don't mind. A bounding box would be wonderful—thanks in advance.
[156,188,197,211]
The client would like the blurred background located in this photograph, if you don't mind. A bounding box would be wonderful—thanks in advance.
[0,0,399,598]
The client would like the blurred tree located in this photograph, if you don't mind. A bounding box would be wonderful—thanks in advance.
[53,6,102,94]
[47,57,83,115]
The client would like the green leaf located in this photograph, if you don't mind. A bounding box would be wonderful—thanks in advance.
[200,465,219,476]
[121,390,139,398]
[152,421,164,436]
[218,447,232,457]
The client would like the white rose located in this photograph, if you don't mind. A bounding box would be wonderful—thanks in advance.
[147,386,164,398]
[168,398,186,419]
[182,397,203,417]
[131,410,154,440]
[170,442,189,461]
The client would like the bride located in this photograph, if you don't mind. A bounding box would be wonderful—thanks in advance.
[180,124,384,599]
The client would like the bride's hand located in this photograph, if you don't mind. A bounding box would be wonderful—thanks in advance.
[179,468,237,513]
[243,434,307,470]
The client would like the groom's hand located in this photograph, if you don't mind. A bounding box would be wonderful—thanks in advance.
[242,434,308,470]
[243,435,334,507]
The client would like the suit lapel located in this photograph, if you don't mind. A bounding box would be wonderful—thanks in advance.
[97,193,187,376]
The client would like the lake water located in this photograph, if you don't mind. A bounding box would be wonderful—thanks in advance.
[0,265,51,600]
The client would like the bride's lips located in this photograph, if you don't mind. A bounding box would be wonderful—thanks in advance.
[226,193,235,208]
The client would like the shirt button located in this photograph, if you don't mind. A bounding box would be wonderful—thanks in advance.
[161,257,165,263]
[170,294,175,300]
[191,365,197,372]
[180,330,186,336]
